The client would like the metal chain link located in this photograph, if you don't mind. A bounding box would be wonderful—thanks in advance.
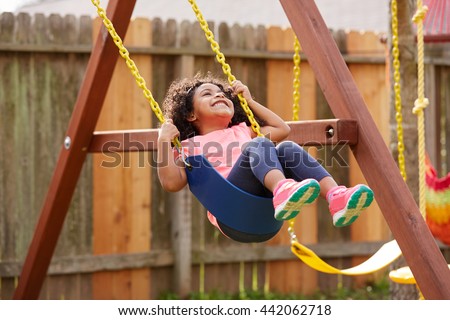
[292,36,301,121]
[90,0,182,148]
[187,0,263,137]
[391,0,407,181]
[289,36,302,243]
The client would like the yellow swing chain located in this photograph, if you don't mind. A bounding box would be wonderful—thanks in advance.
[187,0,263,137]
[90,0,182,149]
[412,1,429,219]
[388,2,430,291]
[289,36,302,243]
[391,0,407,181]
[292,36,301,121]
[186,0,264,297]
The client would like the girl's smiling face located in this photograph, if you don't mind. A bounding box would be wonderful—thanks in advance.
[189,83,234,130]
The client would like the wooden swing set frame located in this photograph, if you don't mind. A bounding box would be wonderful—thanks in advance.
[12,0,450,299]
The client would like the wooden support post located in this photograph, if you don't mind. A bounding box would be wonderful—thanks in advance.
[13,0,137,299]
[168,189,192,298]
[279,0,450,299]
[169,55,195,298]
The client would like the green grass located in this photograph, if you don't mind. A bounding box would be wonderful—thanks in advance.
[159,277,391,300]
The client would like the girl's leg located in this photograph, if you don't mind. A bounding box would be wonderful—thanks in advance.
[216,139,323,242]
[276,141,374,227]
[227,137,306,194]
[228,137,320,220]
[275,141,335,197]
[226,137,277,197]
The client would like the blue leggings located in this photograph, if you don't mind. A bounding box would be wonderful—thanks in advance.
[227,137,330,196]
[218,137,331,242]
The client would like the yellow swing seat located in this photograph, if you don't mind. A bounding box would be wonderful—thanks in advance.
[292,239,402,275]
[389,264,450,284]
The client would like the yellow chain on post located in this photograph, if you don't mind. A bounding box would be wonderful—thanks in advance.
[90,1,182,148]
[288,219,298,245]
[289,36,301,243]
[391,0,407,181]
[412,1,429,219]
[187,0,263,137]
[388,0,429,292]
[292,36,301,121]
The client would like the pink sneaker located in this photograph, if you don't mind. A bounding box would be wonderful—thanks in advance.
[327,184,374,227]
[273,179,320,221]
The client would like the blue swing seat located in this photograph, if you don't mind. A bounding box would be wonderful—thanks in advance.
[185,155,283,236]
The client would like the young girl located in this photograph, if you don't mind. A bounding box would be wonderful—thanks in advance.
[157,73,374,243]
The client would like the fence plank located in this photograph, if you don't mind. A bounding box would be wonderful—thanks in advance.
[266,26,319,295]
[92,17,152,300]
[1,241,392,278]
[0,12,92,299]
[347,31,392,286]
[346,30,386,57]
[149,18,180,298]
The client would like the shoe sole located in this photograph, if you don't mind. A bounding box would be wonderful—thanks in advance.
[274,180,320,221]
[332,185,374,227]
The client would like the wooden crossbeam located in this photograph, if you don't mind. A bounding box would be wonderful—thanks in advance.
[88,119,358,153]
[280,0,450,299]
[13,0,137,299]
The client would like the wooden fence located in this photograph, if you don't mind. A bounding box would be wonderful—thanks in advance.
[0,12,449,299]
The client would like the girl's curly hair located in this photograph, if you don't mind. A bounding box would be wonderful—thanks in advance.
[162,73,265,141]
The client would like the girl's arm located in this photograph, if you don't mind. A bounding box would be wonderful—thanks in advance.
[157,120,188,192]
[232,80,290,143]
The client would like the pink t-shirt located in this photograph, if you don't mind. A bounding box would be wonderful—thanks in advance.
[177,122,254,231]
[179,122,253,178]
